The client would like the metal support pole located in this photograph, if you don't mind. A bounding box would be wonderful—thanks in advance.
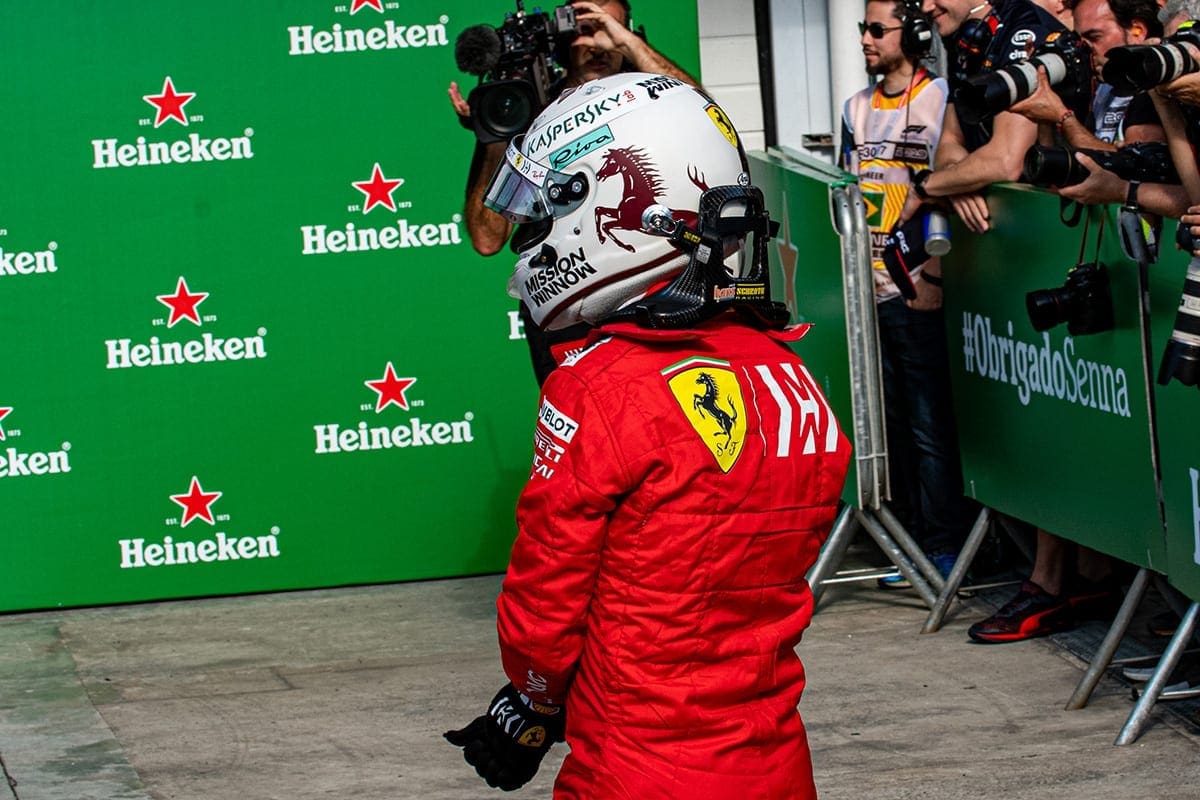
[807,505,858,606]
[1065,567,1150,710]
[876,503,945,592]
[921,506,992,634]
[855,508,938,608]
[1115,601,1200,745]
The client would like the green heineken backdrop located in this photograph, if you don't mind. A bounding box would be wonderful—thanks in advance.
[0,1,700,612]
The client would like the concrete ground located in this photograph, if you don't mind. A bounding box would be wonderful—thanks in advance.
[1,573,1198,800]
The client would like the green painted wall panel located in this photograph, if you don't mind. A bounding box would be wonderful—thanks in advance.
[0,1,701,611]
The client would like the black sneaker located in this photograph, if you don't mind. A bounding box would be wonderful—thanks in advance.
[967,580,1074,643]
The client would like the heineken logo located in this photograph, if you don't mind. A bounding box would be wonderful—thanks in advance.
[119,477,282,570]
[0,407,72,479]
[105,278,269,370]
[156,277,208,328]
[313,366,474,454]
[143,76,195,128]
[91,76,256,169]
[300,164,461,255]
[287,10,450,56]
[300,219,462,254]
[0,239,59,278]
[365,362,417,412]
[352,163,406,214]
[170,476,222,527]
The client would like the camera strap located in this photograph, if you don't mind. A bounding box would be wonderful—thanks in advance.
[1075,205,1094,266]
[1058,196,1084,228]
[1117,204,1167,529]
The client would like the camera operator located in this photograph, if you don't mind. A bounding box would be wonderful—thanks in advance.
[1147,2,1200,209]
[1009,0,1163,151]
[449,1,696,385]
[1034,3,1196,216]
[900,1,1067,233]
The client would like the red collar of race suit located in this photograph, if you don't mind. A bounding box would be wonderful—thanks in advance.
[594,317,814,344]
[546,315,814,370]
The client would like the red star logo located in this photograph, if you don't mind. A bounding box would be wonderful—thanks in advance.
[365,363,417,412]
[156,277,209,328]
[0,407,11,441]
[352,163,405,214]
[169,477,222,528]
[143,76,196,128]
[350,0,384,13]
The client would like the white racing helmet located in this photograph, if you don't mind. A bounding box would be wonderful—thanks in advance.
[485,72,753,330]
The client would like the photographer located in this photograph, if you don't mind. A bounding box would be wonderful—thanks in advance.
[1052,2,1199,214]
[449,1,696,384]
[898,1,1068,233]
[963,0,1163,645]
[1010,0,1163,151]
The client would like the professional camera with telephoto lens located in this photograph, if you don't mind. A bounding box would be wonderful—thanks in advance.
[1026,262,1114,336]
[1102,19,1200,95]
[954,30,1092,125]
[1159,232,1200,386]
[1022,141,1181,188]
[455,1,578,143]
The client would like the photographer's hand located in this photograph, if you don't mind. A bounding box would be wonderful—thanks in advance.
[949,192,991,234]
[448,82,471,119]
[570,1,697,86]
[1009,66,1069,126]
[1158,72,1200,108]
[1057,153,1126,206]
[1182,204,1200,255]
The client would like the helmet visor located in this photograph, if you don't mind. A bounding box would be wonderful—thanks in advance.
[483,138,576,224]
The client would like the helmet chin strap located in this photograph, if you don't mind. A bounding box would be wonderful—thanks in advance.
[606,185,791,330]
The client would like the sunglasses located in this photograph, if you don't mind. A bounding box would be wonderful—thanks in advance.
[858,21,904,38]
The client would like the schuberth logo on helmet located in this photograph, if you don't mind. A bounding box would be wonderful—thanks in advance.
[594,147,708,253]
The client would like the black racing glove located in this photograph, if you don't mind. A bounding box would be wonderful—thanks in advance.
[444,683,565,791]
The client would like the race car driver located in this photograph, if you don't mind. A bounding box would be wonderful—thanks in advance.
[443,71,851,799]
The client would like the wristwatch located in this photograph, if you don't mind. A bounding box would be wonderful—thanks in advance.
[912,168,933,200]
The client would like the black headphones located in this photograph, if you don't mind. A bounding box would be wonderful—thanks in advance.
[900,0,935,59]
[956,5,1001,56]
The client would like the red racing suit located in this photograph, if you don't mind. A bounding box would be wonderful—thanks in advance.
[496,314,851,800]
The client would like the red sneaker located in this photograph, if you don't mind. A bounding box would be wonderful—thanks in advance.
[967,580,1074,643]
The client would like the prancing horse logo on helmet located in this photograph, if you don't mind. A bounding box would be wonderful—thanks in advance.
[593,147,708,253]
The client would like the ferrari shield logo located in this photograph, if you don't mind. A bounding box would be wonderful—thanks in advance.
[662,357,747,473]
